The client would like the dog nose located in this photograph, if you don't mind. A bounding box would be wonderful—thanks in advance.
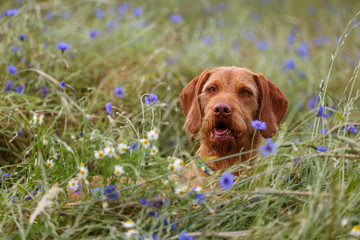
[213,103,232,117]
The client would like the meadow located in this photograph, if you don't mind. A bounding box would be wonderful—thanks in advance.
[1,0,360,239]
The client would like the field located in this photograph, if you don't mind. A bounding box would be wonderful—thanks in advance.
[1,0,360,239]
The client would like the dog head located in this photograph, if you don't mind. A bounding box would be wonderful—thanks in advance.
[180,67,288,154]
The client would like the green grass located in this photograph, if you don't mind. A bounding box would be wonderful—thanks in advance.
[1,0,360,239]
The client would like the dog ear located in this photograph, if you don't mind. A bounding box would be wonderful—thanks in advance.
[180,70,211,135]
[254,73,288,138]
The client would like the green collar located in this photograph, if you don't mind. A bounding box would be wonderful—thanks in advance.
[195,156,216,176]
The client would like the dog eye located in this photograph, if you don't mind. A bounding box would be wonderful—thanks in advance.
[240,90,251,96]
[208,87,216,93]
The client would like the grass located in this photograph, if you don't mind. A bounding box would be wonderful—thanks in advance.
[1,0,360,239]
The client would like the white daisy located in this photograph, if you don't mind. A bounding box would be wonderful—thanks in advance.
[175,186,186,196]
[149,146,158,155]
[122,219,135,228]
[46,159,54,168]
[174,158,184,170]
[77,166,88,179]
[194,186,204,193]
[117,143,128,154]
[32,114,44,125]
[139,138,150,148]
[68,178,79,192]
[104,146,115,157]
[168,163,175,171]
[94,150,105,159]
[147,129,159,140]
[125,229,138,238]
[350,225,360,237]
[341,218,348,227]
[114,165,124,176]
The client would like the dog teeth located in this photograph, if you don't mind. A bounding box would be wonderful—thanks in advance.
[226,130,231,135]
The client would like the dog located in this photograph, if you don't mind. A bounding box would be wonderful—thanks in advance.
[180,66,288,180]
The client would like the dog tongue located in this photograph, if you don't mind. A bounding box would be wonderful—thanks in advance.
[214,127,228,135]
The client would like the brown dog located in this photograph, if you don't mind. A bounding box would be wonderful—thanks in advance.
[180,67,288,179]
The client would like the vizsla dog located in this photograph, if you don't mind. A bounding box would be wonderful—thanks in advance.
[180,67,288,180]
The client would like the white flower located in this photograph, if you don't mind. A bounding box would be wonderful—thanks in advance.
[94,150,104,159]
[114,165,124,176]
[174,158,184,170]
[68,178,79,192]
[149,146,158,155]
[139,138,150,148]
[175,186,186,196]
[168,163,175,171]
[77,166,88,179]
[341,218,348,227]
[32,114,44,125]
[104,146,115,157]
[117,143,128,154]
[147,129,159,140]
[194,186,204,193]
[125,229,138,238]
[350,225,360,236]
[122,219,135,228]
[46,159,54,168]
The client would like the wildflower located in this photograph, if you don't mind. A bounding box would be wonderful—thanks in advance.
[132,7,142,17]
[125,229,138,238]
[130,141,138,152]
[175,186,186,196]
[168,163,175,171]
[56,42,70,53]
[41,85,48,96]
[256,40,267,50]
[114,86,124,98]
[194,193,205,205]
[68,178,79,192]
[117,143,128,154]
[59,81,66,89]
[283,59,296,70]
[147,129,159,140]
[178,231,194,240]
[7,65,17,74]
[174,158,184,170]
[169,14,183,23]
[298,72,306,79]
[287,34,295,44]
[219,172,234,190]
[320,128,327,134]
[105,102,112,115]
[122,219,135,228]
[46,159,54,168]
[25,191,35,201]
[307,94,319,110]
[216,3,226,10]
[350,225,360,237]
[342,125,358,134]
[118,3,130,15]
[144,94,158,105]
[259,138,278,156]
[104,146,115,157]
[317,146,328,152]
[12,46,19,53]
[5,80,13,92]
[77,166,88,179]
[140,138,150,148]
[316,106,329,118]
[5,9,18,17]
[149,146,158,155]
[245,32,255,41]
[139,198,146,205]
[15,85,24,94]
[293,158,301,167]
[32,114,44,125]
[18,34,27,41]
[201,36,212,45]
[95,9,104,19]
[88,30,99,40]
[104,184,118,201]
[297,42,309,59]
[17,128,23,136]
[0,170,9,181]
[94,150,105,159]
[251,120,267,130]
[107,21,116,29]
[341,218,348,227]
[114,165,124,176]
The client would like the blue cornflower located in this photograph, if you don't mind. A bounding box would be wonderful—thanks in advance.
[260,138,278,156]
[287,34,295,44]
[95,9,104,19]
[7,65,17,74]
[118,3,130,15]
[194,193,205,205]
[147,201,153,207]
[251,120,267,130]
[169,14,183,23]
[90,187,101,193]
[297,42,309,59]
[313,37,323,47]
[153,233,158,239]
[316,106,329,118]
[139,198,147,205]
[18,34,27,41]
[298,72,306,79]
[59,81,66,88]
[5,9,18,17]
[104,184,118,201]
[201,36,212,45]
[245,32,255,42]
[171,222,178,230]
[256,40,267,50]
[130,141,138,152]
[342,125,358,134]
[114,86,124,98]
[317,146,328,152]
[5,80,13,92]
[41,85,48,96]
[44,11,54,21]
[12,46,19,53]
[144,94,158,105]
[219,172,234,190]
[307,94,319,110]
[80,132,83,137]
[148,210,159,217]
[293,158,301,167]
[57,42,70,53]
[178,231,194,240]
[107,21,116,29]
[36,185,42,193]
[132,7,142,17]
[88,30,99,40]
[0,170,9,180]
[283,59,296,70]
[106,102,112,115]
[25,191,35,201]
[17,128,23,136]
[15,85,24,94]
[320,128,327,134]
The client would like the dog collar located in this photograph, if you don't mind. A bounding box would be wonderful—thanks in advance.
[195,156,216,176]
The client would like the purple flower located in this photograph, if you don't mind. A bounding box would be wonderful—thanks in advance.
[342,125,358,134]
[316,106,329,118]
[114,86,124,98]
[216,3,226,10]
[36,185,42,193]
[313,37,323,47]
[15,85,24,94]
[132,7,142,17]
[283,59,296,70]
[201,36,212,45]
[104,184,118,201]
[90,187,101,193]
[95,9,104,19]
[169,14,183,23]
[5,9,18,17]
[320,128,327,134]
[219,172,234,190]
[5,80,13,92]
[317,146,328,152]
[17,128,23,136]
[25,191,35,201]
[130,142,138,152]
[194,193,205,205]
[256,40,267,50]
[139,198,147,205]
[12,45,19,53]
[59,81,66,88]
[307,94,319,110]
[178,231,194,240]
[107,21,116,29]
[144,94,158,105]
[7,65,17,74]
[287,34,295,44]
[260,138,278,156]
[41,85,48,96]
[298,72,306,79]
[245,32,255,42]
[89,30,99,40]
[44,11,54,21]
[106,102,112,114]
[0,170,9,180]
[251,120,267,130]
[57,42,70,53]
[293,158,301,167]
[297,42,309,59]
[148,210,159,217]
[18,34,27,41]
[166,56,177,65]
[118,3,130,16]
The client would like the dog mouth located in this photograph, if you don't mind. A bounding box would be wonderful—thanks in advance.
[209,123,242,140]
